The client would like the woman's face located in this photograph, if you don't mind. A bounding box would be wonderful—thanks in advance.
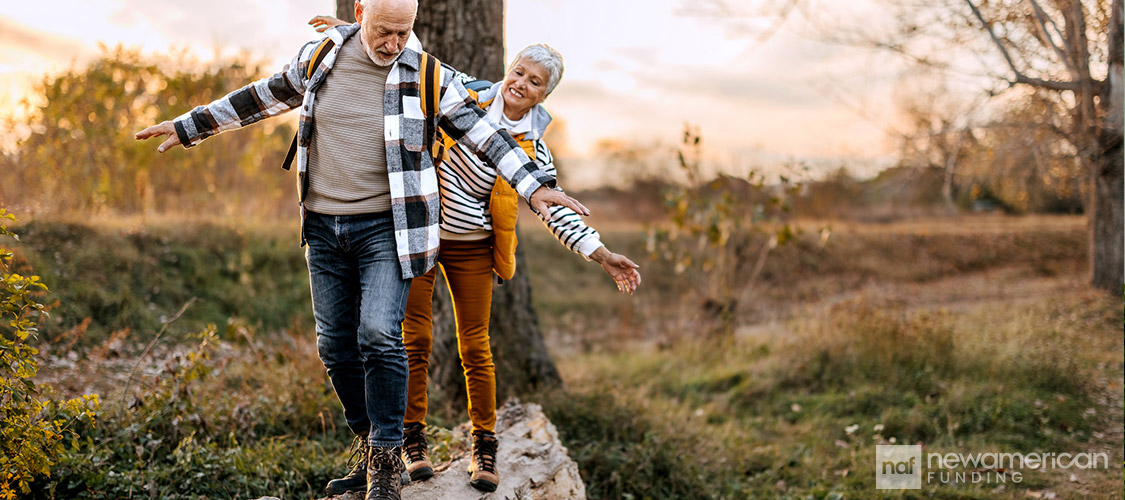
[500,58,550,118]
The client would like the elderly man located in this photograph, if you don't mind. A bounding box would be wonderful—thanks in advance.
[135,0,587,498]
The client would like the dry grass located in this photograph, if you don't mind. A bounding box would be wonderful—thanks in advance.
[550,274,1122,498]
[530,213,1121,499]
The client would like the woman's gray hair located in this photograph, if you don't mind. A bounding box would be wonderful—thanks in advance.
[510,44,564,96]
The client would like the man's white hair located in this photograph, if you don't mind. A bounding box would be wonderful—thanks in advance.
[510,44,564,97]
[358,0,417,15]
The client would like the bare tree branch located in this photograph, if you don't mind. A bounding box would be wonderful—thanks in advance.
[1026,0,1078,77]
[680,0,803,48]
[965,0,1082,91]
[752,0,801,46]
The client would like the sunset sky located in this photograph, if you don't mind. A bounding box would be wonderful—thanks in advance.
[0,0,938,187]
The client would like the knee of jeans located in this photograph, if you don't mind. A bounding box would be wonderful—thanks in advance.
[357,318,406,356]
[316,334,359,368]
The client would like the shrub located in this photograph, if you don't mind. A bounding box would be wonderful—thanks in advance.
[646,126,807,338]
[0,209,98,498]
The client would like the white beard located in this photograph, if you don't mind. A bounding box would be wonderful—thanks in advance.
[365,45,397,67]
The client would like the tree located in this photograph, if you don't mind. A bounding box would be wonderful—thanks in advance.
[334,0,356,23]
[959,0,1122,290]
[333,0,562,413]
[2,46,292,218]
[728,0,1123,291]
[891,76,983,210]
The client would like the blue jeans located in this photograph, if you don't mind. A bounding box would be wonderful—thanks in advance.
[305,211,411,447]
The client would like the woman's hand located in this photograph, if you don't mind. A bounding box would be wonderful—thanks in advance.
[308,15,349,33]
[590,247,642,295]
[529,187,590,221]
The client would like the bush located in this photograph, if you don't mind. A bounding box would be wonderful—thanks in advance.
[0,210,98,498]
[31,326,350,499]
[541,390,722,499]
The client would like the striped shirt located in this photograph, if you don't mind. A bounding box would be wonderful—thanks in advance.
[441,109,603,259]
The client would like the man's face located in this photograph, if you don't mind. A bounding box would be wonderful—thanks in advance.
[356,0,415,66]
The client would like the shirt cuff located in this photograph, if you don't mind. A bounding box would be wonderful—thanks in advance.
[173,110,198,148]
[577,238,604,261]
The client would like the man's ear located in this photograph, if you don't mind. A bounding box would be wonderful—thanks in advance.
[354,1,364,23]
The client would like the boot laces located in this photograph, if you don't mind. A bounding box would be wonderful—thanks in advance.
[346,435,368,472]
[367,447,403,493]
[403,427,428,463]
[473,434,498,473]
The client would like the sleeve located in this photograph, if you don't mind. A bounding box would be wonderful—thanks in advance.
[531,140,604,260]
[434,68,556,202]
[172,39,319,148]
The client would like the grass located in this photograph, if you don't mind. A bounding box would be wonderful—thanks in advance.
[29,325,352,499]
[541,257,1122,499]
[10,213,1121,499]
[8,215,312,347]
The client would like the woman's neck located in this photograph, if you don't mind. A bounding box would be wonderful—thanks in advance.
[503,106,529,122]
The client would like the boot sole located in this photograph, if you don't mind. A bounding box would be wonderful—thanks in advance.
[469,478,498,492]
[409,466,435,482]
[324,483,366,496]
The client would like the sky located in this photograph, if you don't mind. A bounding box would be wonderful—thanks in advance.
[0,0,917,187]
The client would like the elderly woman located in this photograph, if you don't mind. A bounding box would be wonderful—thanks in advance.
[310,16,641,494]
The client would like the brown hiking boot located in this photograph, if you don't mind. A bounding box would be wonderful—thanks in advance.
[365,445,405,500]
[325,436,369,495]
[401,423,434,482]
[467,431,499,492]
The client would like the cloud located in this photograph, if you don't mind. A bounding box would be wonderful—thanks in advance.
[0,15,95,67]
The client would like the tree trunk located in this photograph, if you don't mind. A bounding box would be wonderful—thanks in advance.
[1091,140,1123,292]
[412,0,507,81]
[335,0,355,23]
[1091,0,1124,292]
[412,0,562,417]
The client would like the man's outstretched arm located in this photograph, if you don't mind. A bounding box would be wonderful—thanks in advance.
[135,39,319,152]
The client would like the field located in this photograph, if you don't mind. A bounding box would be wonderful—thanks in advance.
[6,212,1122,499]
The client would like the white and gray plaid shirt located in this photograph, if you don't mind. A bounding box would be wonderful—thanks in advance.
[173,24,556,279]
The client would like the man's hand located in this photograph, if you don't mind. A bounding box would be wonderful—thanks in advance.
[529,187,590,221]
[135,121,182,153]
[309,15,348,33]
[590,247,642,295]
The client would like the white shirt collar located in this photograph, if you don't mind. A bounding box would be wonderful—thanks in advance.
[485,91,535,136]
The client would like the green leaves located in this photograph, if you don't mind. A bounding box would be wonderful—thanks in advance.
[0,212,100,498]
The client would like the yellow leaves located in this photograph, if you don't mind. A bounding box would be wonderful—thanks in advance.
[0,213,100,496]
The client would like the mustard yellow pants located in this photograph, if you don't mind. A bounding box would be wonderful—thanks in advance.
[402,238,496,433]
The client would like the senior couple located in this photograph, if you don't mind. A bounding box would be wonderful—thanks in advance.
[136,0,640,498]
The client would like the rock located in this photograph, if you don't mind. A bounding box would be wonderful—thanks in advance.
[318,400,586,500]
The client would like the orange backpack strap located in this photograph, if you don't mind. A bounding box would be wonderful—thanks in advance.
[419,51,444,164]
[282,37,336,171]
[307,38,336,79]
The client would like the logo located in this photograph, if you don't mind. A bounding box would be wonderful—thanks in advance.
[876,445,922,489]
